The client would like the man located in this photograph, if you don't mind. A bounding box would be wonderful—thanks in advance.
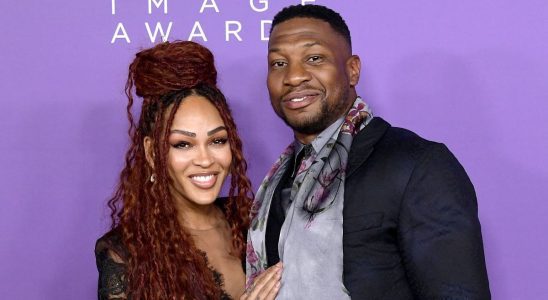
[246,4,490,299]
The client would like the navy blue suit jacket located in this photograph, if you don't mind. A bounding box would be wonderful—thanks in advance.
[342,117,490,299]
[265,117,490,299]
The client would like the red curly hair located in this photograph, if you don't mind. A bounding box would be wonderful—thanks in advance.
[108,41,253,299]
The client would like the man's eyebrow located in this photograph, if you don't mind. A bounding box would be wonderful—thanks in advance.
[170,129,195,137]
[268,41,321,53]
[303,41,321,48]
[207,126,227,136]
[268,46,281,53]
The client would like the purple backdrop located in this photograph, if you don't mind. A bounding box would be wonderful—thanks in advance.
[1,0,547,298]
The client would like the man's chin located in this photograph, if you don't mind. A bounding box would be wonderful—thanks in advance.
[284,118,328,136]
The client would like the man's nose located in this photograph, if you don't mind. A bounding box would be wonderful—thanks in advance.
[283,63,311,86]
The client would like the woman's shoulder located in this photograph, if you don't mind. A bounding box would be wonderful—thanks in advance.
[95,227,128,262]
[95,227,129,299]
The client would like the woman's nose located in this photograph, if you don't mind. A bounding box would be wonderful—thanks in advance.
[192,146,214,167]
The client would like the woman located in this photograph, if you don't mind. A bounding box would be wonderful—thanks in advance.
[95,41,280,299]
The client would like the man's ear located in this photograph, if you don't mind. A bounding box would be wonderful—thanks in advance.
[143,136,155,169]
[346,55,361,87]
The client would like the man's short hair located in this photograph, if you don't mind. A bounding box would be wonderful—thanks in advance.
[270,4,352,48]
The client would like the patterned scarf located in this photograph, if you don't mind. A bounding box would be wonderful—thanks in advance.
[246,97,372,298]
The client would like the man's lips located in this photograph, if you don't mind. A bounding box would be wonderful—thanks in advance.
[282,90,321,109]
[188,172,218,189]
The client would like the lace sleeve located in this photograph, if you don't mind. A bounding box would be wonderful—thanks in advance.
[95,232,128,299]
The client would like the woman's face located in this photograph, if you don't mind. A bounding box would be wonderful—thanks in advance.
[151,95,232,208]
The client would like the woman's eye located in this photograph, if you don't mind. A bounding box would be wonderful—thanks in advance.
[212,138,228,145]
[172,142,191,149]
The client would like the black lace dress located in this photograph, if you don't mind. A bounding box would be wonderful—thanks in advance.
[94,228,237,299]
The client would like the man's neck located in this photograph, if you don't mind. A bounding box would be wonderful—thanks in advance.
[294,115,346,149]
[295,94,358,144]
[294,131,318,145]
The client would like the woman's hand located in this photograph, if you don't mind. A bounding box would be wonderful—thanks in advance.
[240,262,282,300]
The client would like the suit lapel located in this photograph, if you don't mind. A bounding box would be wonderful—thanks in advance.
[346,117,390,179]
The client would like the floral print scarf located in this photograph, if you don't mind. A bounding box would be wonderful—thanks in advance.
[246,97,372,298]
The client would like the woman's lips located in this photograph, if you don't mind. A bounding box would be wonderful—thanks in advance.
[189,173,217,189]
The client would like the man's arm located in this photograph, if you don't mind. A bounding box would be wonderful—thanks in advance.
[398,143,491,299]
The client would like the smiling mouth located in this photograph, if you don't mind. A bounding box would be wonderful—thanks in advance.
[283,93,320,110]
[282,88,322,106]
[289,96,307,102]
[189,174,218,188]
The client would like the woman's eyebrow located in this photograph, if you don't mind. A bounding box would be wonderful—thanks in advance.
[207,126,227,136]
[169,126,226,137]
[170,129,195,137]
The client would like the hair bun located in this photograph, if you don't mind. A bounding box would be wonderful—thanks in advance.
[130,41,217,98]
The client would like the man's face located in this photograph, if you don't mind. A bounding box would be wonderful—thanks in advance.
[267,17,360,141]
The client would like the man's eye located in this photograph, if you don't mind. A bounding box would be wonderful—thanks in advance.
[271,61,287,68]
[308,55,322,63]
[173,142,191,149]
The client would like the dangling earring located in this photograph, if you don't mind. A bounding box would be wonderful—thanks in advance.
[150,173,156,183]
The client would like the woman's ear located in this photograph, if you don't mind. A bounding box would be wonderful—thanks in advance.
[143,136,155,169]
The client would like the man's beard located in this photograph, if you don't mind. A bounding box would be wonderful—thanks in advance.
[277,91,350,135]
[280,100,331,135]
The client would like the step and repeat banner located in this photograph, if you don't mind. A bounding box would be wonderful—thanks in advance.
[1,0,547,298]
